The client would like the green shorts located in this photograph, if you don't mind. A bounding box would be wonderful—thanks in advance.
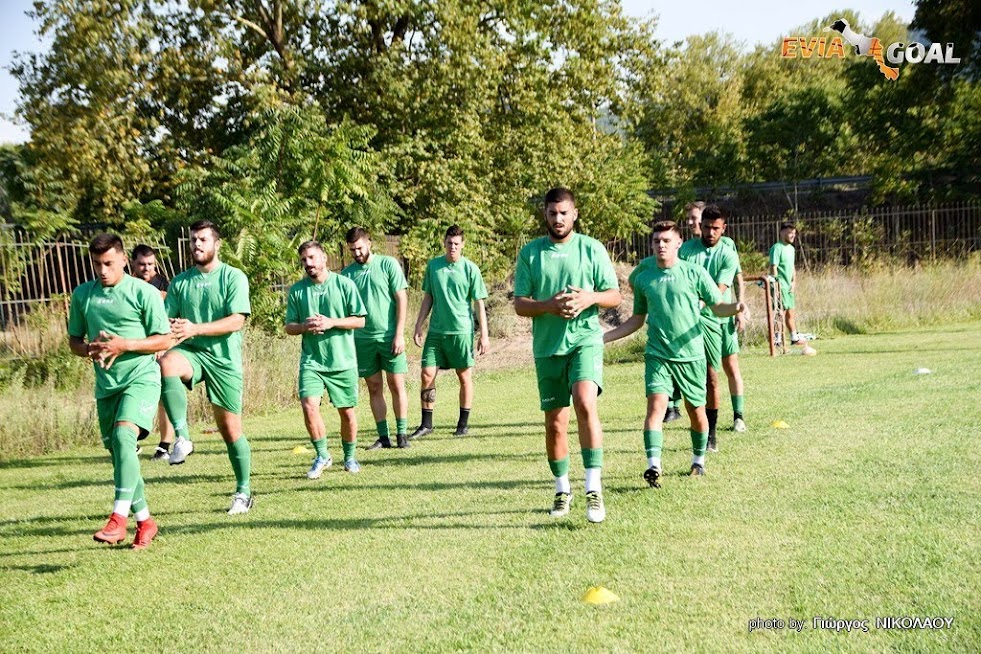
[722,317,740,358]
[700,318,723,371]
[534,344,604,412]
[422,333,474,370]
[355,337,408,378]
[781,287,795,310]
[97,379,160,448]
[299,366,359,408]
[645,355,707,408]
[172,346,243,414]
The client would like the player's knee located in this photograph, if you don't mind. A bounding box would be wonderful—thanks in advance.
[421,387,436,404]
[365,376,383,393]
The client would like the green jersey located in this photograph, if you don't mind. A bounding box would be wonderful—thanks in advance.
[514,233,619,358]
[341,254,407,341]
[679,238,739,321]
[769,241,795,288]
[166,262,251,373]
[721,236,742,274]
[68,276,170,399]
[286,273,367,372]
[422,255,488,335]
[630,258,722,362]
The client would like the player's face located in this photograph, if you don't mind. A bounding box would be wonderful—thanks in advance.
[686,208,702,236]
[444,235,464,263]
[544,200,578,241]
[300,247,328,281]
[190,229,219,265]
[91,248,127,287]
[133,254,157,282]
[782,228,797,244]
[653,230,681,265]
[700,218,726,247]
[348,238,372,265]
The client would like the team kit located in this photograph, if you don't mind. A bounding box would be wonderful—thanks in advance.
[71,187,803,549]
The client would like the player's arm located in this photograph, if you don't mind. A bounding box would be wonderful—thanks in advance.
[603,313,645,343]
[172,313,246,341]
[284,321,307,336]
[69,335,95,359]
[709,301,747,319]
[474,298,489,355]
[413,292,433,347]
[392,288,408,355]
[562,286,621,318]
[513,293,566,318]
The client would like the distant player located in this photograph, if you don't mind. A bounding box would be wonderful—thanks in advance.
[287,240,367,477]
[679,204,740,452]
[410,225,489,439]
[341,228,411,450]
[514,187,621,523]
[130,244,176,461]
[157,220,254,515]
[68,233,171,548]
[770,222,803,346]
[604,221,746,485]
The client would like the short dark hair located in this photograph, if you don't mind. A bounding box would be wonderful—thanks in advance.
[345,227,370,243]
[701,204,727,224]
[544,187,576,206]
[445,225,464,240]
[89,233,125,255]
[297,240,324,255]
[780,222,796,231]
[131,244,157,260]
[651,221,682,238]
[189,220,221,240]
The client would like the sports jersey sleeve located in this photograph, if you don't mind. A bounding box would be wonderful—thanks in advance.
[513,247,532,298]
[386,258,408,293]
[142,287,171,336]
[469,263,488,301]
[346,280,367,316]
[592,242,618,292]
[629,266,647,316]
[717,249,737,289]
[422,260,433,295]
[226,269,251,316]
[769,243,781,267]
[696,267,724,307]
[285,285,301,324]
[164,280,182,319]
[67,285,87,338]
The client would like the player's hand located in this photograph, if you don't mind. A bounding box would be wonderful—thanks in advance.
[391,334,406,356]
[558,286,591,319]
[91,330,126,369]
[305,315,333,334]
[736,302,750,321]
[413,329,424,348]
[477,334,490,356]
[170,318,196,342]
[735,312,746,333]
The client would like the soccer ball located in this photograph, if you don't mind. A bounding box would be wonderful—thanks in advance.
[801,345,818,356]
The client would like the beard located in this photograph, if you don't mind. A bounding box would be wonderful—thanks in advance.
[546,223,571,240]
[192,247,217,266]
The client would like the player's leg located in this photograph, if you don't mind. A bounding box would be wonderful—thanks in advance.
[159,348,197,464]
[338,407,360,473]
[572,380,605,523]
[537,356,573,517]
[326,368,360,473]
[454,366,473,436]
[152,402,175,461]
[300,369,332,479]
[702,320,723,452]
[365,372,392,449]
[93,394,128,544]
[676,358,709,475]
[783,288,799,344]
[643,354,673,488]
[722,353,746,432]
[213,405,253,514]
[386,371,410,448]
[410,366,438,439]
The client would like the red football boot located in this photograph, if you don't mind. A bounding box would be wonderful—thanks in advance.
[131,518,159,550]
[93,513,128,544]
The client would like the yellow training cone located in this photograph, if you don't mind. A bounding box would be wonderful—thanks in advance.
[771,420,790,429]
[291,445,310,454]
[582,586,619,605]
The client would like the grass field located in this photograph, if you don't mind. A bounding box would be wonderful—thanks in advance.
[1,322,979,652]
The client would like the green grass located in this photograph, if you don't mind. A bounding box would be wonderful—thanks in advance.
[1,322,979,653]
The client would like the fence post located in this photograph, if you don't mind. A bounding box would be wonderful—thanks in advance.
[56,242,71,314]
[930,208,937,261]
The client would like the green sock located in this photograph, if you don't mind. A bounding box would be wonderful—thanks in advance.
[395,418,407,434]
[342,440,356,463]
[548,455,570,478]
[312,437,329,459]
[376,420,390,438]
[226,437,252,495]
[643,430,663,459]
[131,476,147,514]
[112,425,141,502]
[582,448,603,469]
[161,376,191,440]
[731,395,745,414]
[691,430,708,457]
[669,399,680,409]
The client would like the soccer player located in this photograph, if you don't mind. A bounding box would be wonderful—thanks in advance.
[287,240,367,477]
[770,222,802,346]
[157,220,254,515]
[604,221,746,486]
[410,225,490,439]
[130,244,176,461]
[341,228,411,450]
[68,234,171,549]
[682,202,748,434]
[514,187,621,523]
[679,204,740,452]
